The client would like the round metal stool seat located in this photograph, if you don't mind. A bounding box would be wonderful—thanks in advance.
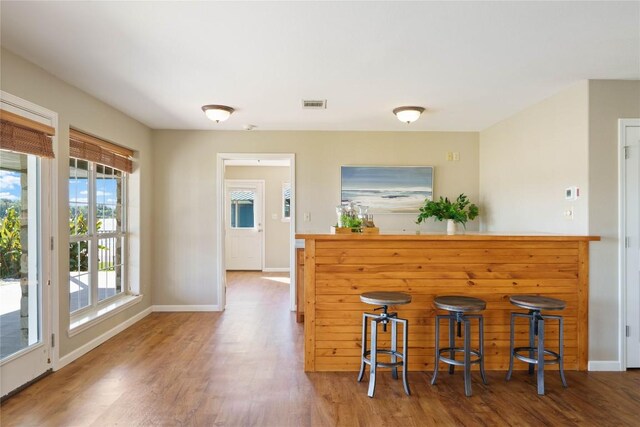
[431,295,487,396]
[357,291,411,398]
[509,295,566,311]
[433,295,486,313]
[360,291,412,306]
[506,295,568,395]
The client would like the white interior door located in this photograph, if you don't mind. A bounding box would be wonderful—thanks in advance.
[225,180,264,270]
[624,122,640,368]
[0,95,54,398]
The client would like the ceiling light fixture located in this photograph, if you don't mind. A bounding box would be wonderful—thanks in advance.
[393,106,425,124]
[202,104,235,123]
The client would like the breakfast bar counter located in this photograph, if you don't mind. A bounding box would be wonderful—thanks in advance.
[295,233,600,372]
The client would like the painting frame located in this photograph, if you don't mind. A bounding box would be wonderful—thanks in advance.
[341,165,434,214]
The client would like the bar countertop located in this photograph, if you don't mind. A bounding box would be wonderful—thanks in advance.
[296,232,600,241]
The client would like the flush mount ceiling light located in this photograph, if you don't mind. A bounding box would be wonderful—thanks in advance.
[393,106,425,124]
[202,104,235,123]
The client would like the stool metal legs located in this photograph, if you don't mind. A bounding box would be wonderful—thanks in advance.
[368,319,378,397]
[357,312,410,398]
[448,317,456,375]
[391,319,398,380]
[357,312,368,382]
[431,312,486,397]
[506,311,567,395]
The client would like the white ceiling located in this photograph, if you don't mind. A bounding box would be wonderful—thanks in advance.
[1,1,638,131]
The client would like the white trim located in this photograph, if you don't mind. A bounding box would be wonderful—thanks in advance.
[262,268,291,273]
[152,305,221,312]
[289,157,297,312]
[216,153,296,312]
[57,306,152,370]
[618,119,626,371]
[216,155,226,311]
[68,295,143,336]
[618,118,640,371]
[588,360,623,372]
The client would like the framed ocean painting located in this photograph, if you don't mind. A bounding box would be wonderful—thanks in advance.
[341,166,434,213]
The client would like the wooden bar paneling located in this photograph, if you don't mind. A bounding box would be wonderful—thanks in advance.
[297,234,599,373]
[303,239,316,371]
[296,248,305,323]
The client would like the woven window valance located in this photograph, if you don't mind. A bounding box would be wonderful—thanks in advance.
[0,109,55,158]
[69,129,133,173]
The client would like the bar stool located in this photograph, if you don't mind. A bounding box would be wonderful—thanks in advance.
[431,296,487,397]
[357,291,411,398]
[506,295,567,395]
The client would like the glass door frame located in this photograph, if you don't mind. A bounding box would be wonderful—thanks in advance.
[0,91,58,398]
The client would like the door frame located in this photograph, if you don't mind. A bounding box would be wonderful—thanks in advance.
[0,91,59,396]
[224,179,266,270]
[618,118,640,370]
[216,153,296,311]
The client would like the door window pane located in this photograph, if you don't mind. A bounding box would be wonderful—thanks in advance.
[0,150,40,359]
[230,190,255,228]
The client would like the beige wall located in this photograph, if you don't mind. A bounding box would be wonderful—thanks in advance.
[151,130,479,305]
[479,81,590,234]
[225,166,291,269]
[479,79,640,366]
[588,80,640,362]
[0,48,154,358]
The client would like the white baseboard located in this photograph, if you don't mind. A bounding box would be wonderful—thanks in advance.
[152,305,221,312]
[56,306,152,370]
[588,360,623,371]
[262,268,290,273]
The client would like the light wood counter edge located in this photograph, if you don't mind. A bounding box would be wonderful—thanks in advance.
[296,233,600,241]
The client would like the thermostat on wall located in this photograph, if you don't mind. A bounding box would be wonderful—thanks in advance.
[565,186,579,200]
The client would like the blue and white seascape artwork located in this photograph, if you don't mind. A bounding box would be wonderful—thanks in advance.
[341,166,433,213]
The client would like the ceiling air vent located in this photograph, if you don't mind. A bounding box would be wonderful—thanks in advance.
[302,99,327,109]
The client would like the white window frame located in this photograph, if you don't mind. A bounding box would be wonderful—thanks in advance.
[69,158,133,330]
[282,181,291,222]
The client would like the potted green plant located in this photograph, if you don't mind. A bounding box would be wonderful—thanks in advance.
[416,193,479,234]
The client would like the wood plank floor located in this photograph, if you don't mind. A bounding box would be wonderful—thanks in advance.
[1,271,639,426]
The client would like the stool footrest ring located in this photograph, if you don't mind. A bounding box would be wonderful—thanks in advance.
[513,347,561,365]
[437,347,483,366]
[362,349,405,368]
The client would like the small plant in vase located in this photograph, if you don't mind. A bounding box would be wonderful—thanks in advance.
[416,193,479,235]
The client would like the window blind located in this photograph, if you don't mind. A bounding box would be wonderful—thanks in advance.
[69,129,133,173]
[0,109,55,158]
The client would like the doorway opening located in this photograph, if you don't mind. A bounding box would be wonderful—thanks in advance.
[216,154,296,313]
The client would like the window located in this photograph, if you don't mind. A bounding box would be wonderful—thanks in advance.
[69,159,126,313]
[68,129,132,316]
[282,182,291,221]
[229,190,255,228]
